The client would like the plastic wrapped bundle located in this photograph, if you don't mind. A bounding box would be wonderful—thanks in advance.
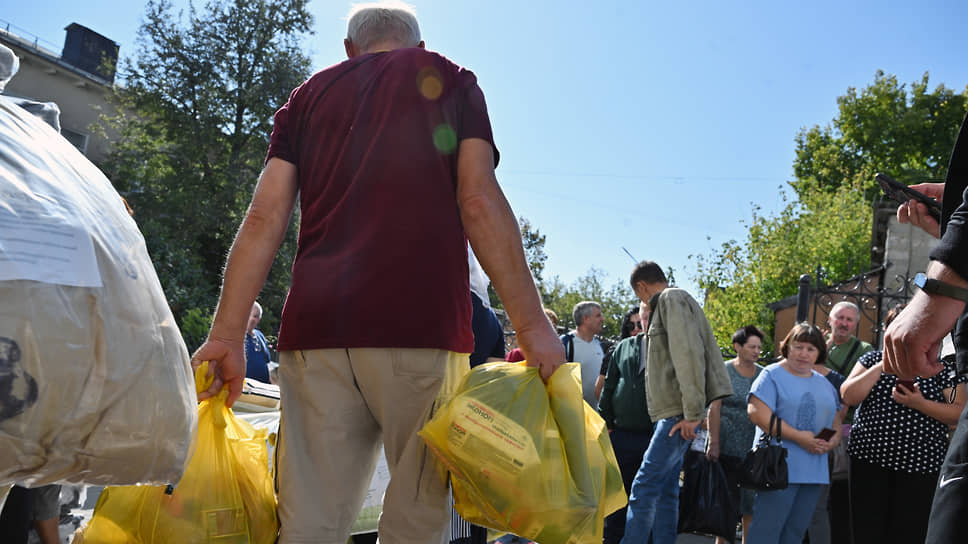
[0,95,196,487]
[419,362,626,544]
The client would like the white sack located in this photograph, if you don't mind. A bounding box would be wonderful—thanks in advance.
[0,96,196,487]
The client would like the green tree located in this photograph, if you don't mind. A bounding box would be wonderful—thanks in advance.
[520,217,548,288]
[693,186,872,349]
[693,71,967,349]
[99,0,313,339]
[793,71,967,200]
[488,216,549,309]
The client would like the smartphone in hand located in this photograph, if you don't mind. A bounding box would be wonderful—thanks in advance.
[815,428,836,441]
[896,378,916,393]
[876,173,941,222]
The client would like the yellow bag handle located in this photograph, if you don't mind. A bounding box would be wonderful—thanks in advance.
[194,361,229,429]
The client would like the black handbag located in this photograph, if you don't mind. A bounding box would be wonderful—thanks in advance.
[741,413,788,490]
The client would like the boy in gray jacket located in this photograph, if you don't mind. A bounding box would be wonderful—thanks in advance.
[620,261,733,544]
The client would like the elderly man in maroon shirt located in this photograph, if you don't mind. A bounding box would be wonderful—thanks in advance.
[191,3,564,543]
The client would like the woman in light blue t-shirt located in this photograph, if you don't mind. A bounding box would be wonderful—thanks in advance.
[746,323,842,544]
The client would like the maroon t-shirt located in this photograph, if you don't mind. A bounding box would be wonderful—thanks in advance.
[267,48,498,353]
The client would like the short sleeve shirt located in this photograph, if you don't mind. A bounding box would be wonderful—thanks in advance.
[572,335,604,408]
[847,351,966,474]
[267,48,498,352]
[748,363,841,484]
[719,362,763,459]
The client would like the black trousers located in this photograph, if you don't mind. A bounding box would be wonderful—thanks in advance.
[848,456,935,544]
[0,486,31,544]
[603,428,653,544]
[829,479,851,544]
[926,402,968,542]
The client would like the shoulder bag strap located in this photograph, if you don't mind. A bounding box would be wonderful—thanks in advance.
[836,340,862,375]
[561,334,575,361]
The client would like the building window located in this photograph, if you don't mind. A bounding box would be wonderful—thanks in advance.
[61,127,89,155]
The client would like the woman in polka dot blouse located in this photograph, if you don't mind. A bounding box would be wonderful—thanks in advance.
[840,304,968,544]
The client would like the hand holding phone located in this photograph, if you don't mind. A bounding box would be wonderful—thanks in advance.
[896,378,916,393]
[877,173,941,222]
[815,427,836,441]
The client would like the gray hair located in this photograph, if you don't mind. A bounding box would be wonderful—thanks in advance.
[252,301,263,319]
[573,301,602,327]
[347,2,421,51]
[830,301,859,318]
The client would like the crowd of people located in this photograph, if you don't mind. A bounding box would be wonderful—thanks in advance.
[141,2,968,543]
[7,2,968,544]
[585,293,968,544]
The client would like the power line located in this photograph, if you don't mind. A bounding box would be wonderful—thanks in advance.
[501,169,781,183]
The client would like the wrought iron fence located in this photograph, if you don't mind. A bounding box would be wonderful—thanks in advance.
[796,262,914,348]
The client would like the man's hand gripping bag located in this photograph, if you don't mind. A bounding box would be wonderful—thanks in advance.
[419,362,626,544]
[78,362,279,543]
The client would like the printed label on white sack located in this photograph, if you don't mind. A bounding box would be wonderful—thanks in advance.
[0,195,101,287]
[447,399,540,482]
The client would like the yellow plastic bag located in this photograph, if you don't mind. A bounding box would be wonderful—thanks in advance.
[80,362,278,543]
[419,362,626,544]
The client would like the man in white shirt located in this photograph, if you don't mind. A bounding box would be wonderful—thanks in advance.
[564,301,605,407]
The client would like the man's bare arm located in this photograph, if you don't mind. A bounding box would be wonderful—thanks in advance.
[884,260,967,379]
[192,158,299,406]
[456,138,564,380]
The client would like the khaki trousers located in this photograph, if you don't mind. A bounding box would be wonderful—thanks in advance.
[276,348,468,544]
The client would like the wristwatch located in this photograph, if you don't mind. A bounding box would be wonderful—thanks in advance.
[913,272,968,302]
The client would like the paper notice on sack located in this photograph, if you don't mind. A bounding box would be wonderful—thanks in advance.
[0,196,102,287]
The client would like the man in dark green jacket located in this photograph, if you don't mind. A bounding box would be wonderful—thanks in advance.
[599,302,653,544]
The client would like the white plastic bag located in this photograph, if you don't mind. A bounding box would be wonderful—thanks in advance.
[0,96,196,487]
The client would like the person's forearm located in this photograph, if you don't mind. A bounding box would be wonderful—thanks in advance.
[210,163,297,340]
[707,400,721,448]
[911,387,966,426]
[828,412,844,448]
[210,211,290,339]
[749,398,813,449]
[928,259,968,291]
[912,400,964,427]
[458,158,545,333]
[841,363,882,406]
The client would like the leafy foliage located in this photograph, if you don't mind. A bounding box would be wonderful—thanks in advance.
[793,71,967,200]
[98,0,313,339]
[693,71,967,349]
[520,217,548,288]
[490,216,550,309]
[542,269,639,341]
[694,186,872,348]
[179,307,214,353]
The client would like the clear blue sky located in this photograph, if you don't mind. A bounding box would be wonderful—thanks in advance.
[4,1,967,298]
